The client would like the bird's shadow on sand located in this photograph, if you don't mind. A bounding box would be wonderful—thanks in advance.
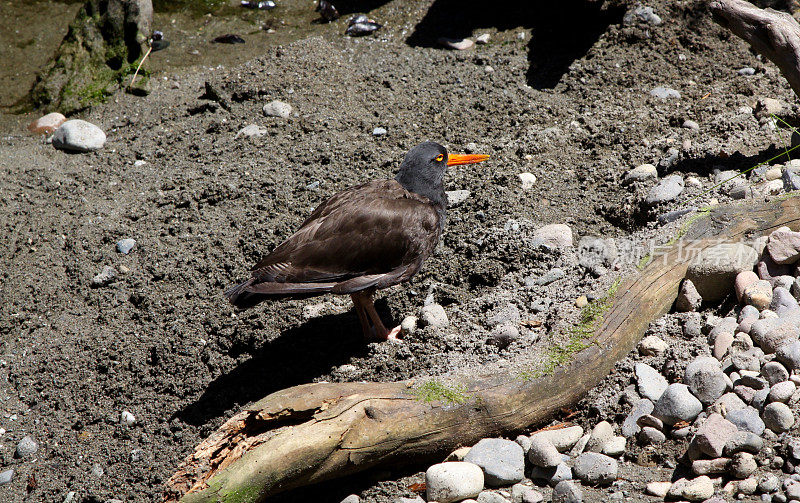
[176,300,393,427]
[405,0,627,89]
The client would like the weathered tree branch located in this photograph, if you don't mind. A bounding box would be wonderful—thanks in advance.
[709,0,800,99]
[166,197,800,503]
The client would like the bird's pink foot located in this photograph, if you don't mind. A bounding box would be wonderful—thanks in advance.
[386,325,403,343]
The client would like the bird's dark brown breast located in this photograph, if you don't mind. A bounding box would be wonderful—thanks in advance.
[251,179,442,287]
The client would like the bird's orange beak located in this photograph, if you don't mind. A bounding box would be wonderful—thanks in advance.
[447,154,490,166]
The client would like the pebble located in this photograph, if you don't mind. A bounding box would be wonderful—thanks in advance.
[653,383,703,426]
[639,426,666,444]
[726,407,766,435]
[116,238,136,254]
[623,163,658,184]
[776,340,800,370]
[425,462,484,503]
[475,33,490,44]
[569,433,591,457]
[682,119,700,130]
[738,477,759,495]
[745,280,774,310]
[601,436,626,457]
[687,243,759,301]
[437,37,474,50]
[626,5,663,25]
[372,127,387,137]
[464,439,524,486]
[682,475,714,501]
[692,457,730,475]
[52,119,107,152]
[419,304,448,328]
[772,286,800,312]
[0,469,13,486]
[446,446,472,462]
[529,426,584,452]
[262,100,292,118]
[235,124,267,138]
[527,437,562,468]
[400,316,417,335]
[622,399,653,437]
[685,356,727,404]
[476,491,505,503]
[650,86,681,99]
[763,402,795,432]
[341,495,360,503]
[694,412,738,457]
[739,67,756,76]
[730,452,758,478]
[763,167,784,184]
[91,266,118,287]
[736,271,760,301]
[635,362,668,402]
[724,430,763,455]
[15,435,38,458]
[645,174,684,205]
[28,112,66,135]
[91,463,104,478]
[763,361,790,385]
[446,190,471,207]
[518,172,537,190]
[586,421,614,453]
[552,480,583,503]
[638,335,668,356]
[534,268,565,286]
[528,463,572,487]
[758,473,780,493]
[676,279,703,312]
[768,230,800,264]
[646,481,671,497]
[121,410,136,426]
[572,452,618,486]
[769,380,796,403]
[532,224,573,249]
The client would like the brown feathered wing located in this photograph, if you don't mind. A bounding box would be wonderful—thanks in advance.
[225,180,441,308]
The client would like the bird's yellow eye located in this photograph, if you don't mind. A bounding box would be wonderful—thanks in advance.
[435,154,444,162]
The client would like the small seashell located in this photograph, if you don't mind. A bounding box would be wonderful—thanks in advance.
[213,34,246,44]
[345,14,381,36]
[316,0,339,21]
[241,0,275,9]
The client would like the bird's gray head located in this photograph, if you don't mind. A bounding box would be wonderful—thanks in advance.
[395,141,489,207]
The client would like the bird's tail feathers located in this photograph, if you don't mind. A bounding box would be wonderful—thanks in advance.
[225,279,338,309]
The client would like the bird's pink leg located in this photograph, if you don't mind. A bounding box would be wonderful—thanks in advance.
[350,293,372,339]
[351,291,402,342]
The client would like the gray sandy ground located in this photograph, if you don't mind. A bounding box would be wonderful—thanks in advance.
[0,0,797,501]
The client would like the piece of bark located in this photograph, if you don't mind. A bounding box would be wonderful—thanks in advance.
[709,0,800,99]
[165,196,800,503]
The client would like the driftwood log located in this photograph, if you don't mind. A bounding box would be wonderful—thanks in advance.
[709,0,800,100]
[166,197,800,503]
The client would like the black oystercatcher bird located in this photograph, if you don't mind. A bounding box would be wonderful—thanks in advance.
[225,141,489,341]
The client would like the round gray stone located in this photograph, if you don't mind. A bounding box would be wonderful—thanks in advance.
[763,402,795,433]
[552,480,583,503]
[15,435,37,458]
[572,452,618,486]
[653,383,703,426]
[685,356,727,404]
[52,119,106,152]
[464,438,524,486]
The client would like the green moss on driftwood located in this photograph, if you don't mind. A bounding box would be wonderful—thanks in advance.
[413,380,470,405]
[524,277,621,379]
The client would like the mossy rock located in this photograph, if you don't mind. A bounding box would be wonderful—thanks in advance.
[25,0,152,114]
